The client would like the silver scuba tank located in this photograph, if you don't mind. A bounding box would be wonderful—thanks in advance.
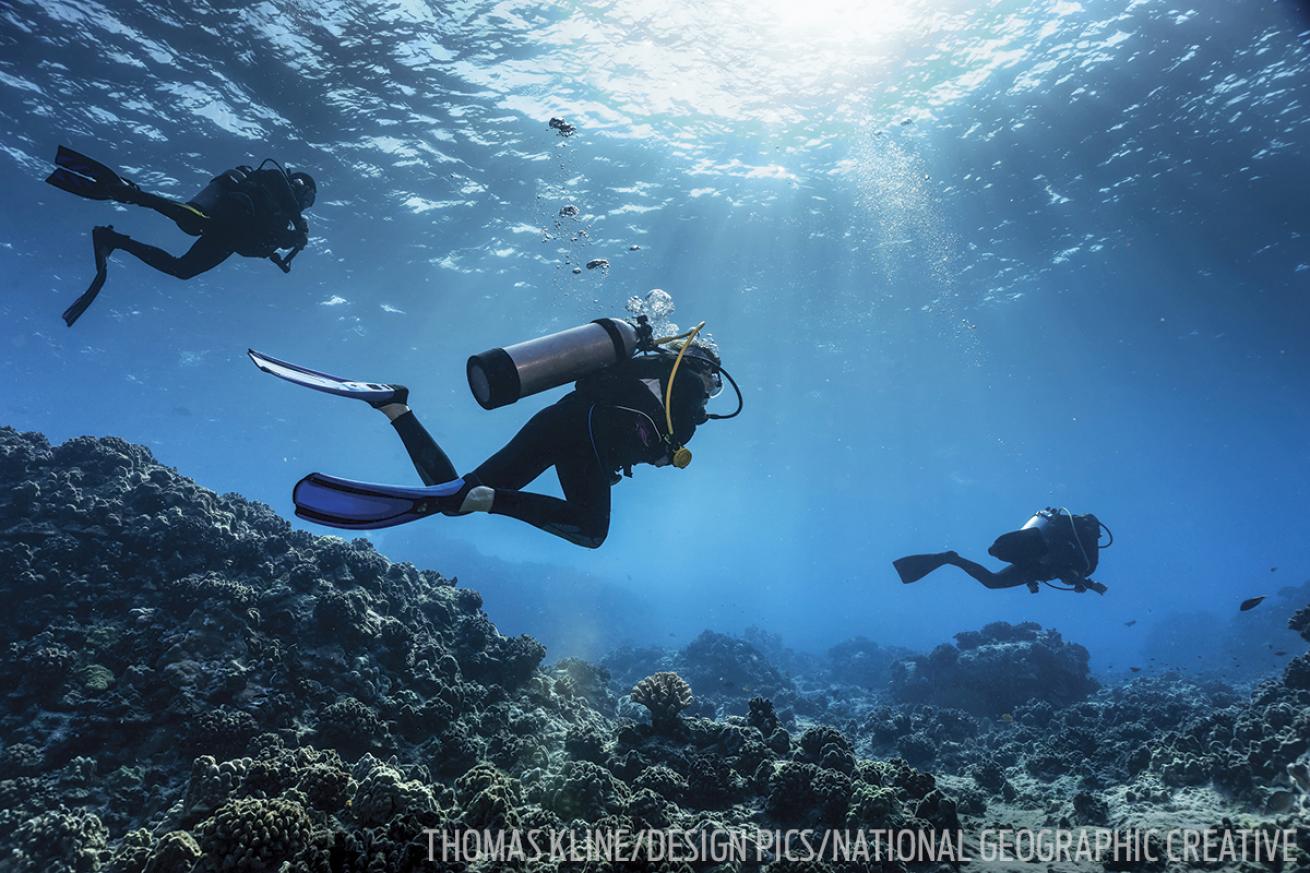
[467,318,641,410]
[1019,511,1053,535]
[1022,508,1097,574]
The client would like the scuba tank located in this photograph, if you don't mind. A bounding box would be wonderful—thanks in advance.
[467,318,642,410]
[179,166,257,238]
[989,508,1104,577]
[189,166,252,215]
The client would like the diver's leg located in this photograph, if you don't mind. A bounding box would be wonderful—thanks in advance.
[486,464,610,548]
[111,232,231,279]
[389,410,459,486]
[469,402,573,490]
[119,188,208,234]
[550,443,612,545]
[470,400,612,548]
[893,552,956,584]
[945,554,1031,590]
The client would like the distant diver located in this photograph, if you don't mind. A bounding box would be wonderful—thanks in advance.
[249,315,741,548]
[894,508,1112,594]
[45,146,316,326]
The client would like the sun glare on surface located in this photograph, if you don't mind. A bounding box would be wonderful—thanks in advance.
[748,0,918,45]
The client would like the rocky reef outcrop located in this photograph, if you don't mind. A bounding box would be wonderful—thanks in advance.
[603,630,799,720]
[0,428,957,872]
[888,621,1098,716]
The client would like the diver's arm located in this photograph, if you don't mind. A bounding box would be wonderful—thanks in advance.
[269,217,309,272]
[269,245,302,273]
[1059,574,1108,594]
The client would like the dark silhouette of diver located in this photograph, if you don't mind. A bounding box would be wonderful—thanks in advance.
[248,326,741,548]
[894,508,1112,594]
[45,146,315,325]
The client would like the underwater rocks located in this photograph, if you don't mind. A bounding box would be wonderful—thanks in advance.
[603,630,800,721]
[6,425,1308,871]
[889,621,1098,716]
[1136,601,1310,807]
[0,427,968,873]
[827,635,914,690]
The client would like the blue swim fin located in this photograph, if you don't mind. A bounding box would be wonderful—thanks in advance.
[293,472,466,530]
[248,349,403,404]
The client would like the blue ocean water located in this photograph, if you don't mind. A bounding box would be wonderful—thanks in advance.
[2,0,1308,672]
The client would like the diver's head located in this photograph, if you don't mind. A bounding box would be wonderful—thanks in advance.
[289,172,317,210]
[680,344,723,397]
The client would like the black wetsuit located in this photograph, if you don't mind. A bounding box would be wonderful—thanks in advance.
[895,510,1107,593]
[115,166,308,279]
[389,355,707,548]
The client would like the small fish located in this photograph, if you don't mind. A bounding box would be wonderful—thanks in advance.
[1124,620,1137,627]
[1240,596,1266,612]
[1130,667,1142,673]
[1000,713,1014,723]
[1274,651,1288,657]
[1270,566,1278,572]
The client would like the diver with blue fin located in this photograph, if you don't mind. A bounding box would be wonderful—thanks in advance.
[249,315,741,548]
[894,508,1112,594]
[45,146,315,325]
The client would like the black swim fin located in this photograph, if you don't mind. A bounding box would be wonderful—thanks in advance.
[63,271,106,327]
[893,552,955,585]
[47,146,133,202]
[63,226,116,327]
[55,146,122,183]
[46,168,117,201]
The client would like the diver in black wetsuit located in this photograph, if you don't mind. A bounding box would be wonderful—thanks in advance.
[45,146,314,325]
[250,316,742,547]
[101,160,314,279]
[368,348,722,548]
[894,508,1112,594]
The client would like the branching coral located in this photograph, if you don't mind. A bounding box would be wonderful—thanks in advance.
[630,671,693,733]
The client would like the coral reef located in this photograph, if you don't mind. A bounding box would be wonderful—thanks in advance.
[0,429,961,873]
[3,427,1309,873]
[889,621,1098,715]
[826,635,913,690]
[630,671,694,733]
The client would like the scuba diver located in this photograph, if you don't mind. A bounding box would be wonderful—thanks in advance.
[894,508,1112,594]
[248,315,741,548]
[44,146,315,326]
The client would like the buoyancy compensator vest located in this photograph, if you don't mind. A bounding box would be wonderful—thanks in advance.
[988,507,1106,580]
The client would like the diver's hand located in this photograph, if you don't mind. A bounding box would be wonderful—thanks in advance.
[270,244,304,274]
